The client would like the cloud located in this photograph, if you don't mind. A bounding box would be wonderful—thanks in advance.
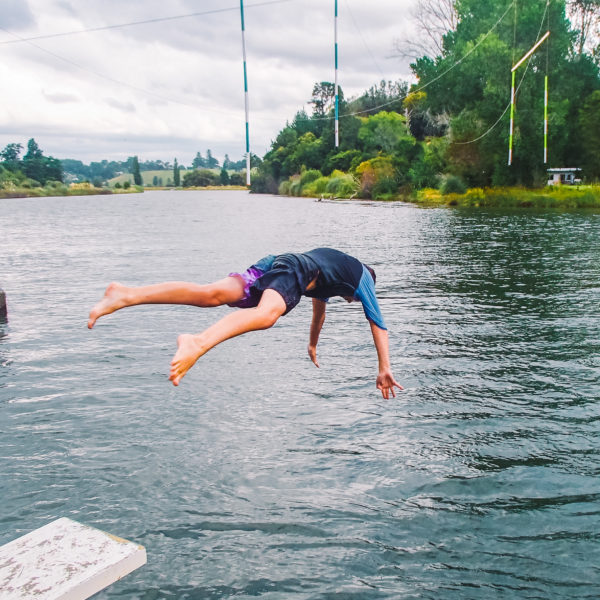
[3,0,35,31]
[0,0,418,163]
[43,90,80,103]
[105,97,136,113]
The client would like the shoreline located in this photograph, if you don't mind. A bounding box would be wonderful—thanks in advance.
[276,185,600,209]
[0,184,248,199]
[4,184,600,209]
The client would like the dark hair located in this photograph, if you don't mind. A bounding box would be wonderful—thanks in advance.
[365,264,376,285]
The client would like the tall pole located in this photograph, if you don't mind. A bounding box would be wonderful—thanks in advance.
[240,0,251,186]
[334,0,339,148]
[508,70,515,166]
[544,74,548,163]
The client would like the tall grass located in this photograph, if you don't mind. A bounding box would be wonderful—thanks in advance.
[414,186,600,208]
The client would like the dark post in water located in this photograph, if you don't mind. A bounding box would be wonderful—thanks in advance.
[0,289,7,320]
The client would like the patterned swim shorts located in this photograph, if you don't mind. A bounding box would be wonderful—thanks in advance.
[226,266,265,308]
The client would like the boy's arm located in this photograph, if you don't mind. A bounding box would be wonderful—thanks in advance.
[308,298,327,367]
[369,320,403,399]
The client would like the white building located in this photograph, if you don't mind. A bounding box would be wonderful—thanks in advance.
[547,168,582,186]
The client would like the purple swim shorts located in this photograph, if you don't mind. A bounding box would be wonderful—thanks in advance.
[227,266,264,308]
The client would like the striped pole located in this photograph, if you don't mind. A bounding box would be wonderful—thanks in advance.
[544,74,548,163]
[508,31,550,166]
[334,0,339,148]
[508,70,515,165]
[240,0,251,186]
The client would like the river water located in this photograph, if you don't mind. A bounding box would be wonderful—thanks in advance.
[1,190,599,599]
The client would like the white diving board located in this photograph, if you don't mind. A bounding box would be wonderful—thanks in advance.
[0,517,146,599]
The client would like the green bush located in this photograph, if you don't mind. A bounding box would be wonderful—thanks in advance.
[299,169,322,186]
[325,172,358,198]
[302,176,330,197]
[182,169,219,187]
[230,172,246,186]
[322,150,362,175]
[278,180,292,195]
[289,176,302,196]
[372,176,398,199]
[441,175,467,195]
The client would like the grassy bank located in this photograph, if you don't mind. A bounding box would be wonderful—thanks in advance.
[274,168,600,208]
[413,186,600,209]
[0,182,143,199]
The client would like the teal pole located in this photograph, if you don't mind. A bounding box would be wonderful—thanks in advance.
[334,0,339,148]
[240,0,251,185]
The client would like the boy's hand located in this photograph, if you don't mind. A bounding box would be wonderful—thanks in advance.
[376,369,403,399]
[307,344,320,368]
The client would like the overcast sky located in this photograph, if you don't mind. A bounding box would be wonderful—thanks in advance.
[1,0,417,165]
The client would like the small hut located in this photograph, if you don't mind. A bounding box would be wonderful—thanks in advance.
[547,168,582,186]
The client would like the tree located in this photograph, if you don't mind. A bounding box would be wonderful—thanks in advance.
[568,0,600,56]
[182,169,219,187]
[205,149,219,169]
[23,138,43,161]
[173,158,180,186]
[349,80,408,116]
[578,90,600,178]
[192,152,206,169]
[358,111,412,154]
[308,82,336,117]
[0,143,23,167]
[131,156,142,186]
[20,138,63,185]
[394,0,458,59]
[220,167,230,185]
[410,0,597,186]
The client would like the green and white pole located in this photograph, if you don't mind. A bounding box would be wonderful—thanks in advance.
[240,0,251,185]
[334,0,339,148]
[508,70,516,166]
[508,30,550,167]
[544,74,548,163]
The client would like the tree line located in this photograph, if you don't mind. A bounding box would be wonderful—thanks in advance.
[251,0,600,197]
[0,141,253,190]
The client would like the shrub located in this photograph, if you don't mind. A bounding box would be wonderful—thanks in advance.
[441,175,467,195]
[289,175,302,197]
[355,157,396,199]
[230,172,246,186]
[182,169,219,187]
[123,181,131,189]
[325,171,359,198]
[322,150,362,175]
[302,176,329,197]
[278,180,292,195]
[249,172,277,194]
[299,169,322,187]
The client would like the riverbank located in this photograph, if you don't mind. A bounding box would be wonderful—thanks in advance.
[0,184,251,198]
[272,168,600,208]
[413,186,600,208]
[0,182,143,199]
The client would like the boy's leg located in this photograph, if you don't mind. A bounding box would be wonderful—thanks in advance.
[169,289,287,386]
[88,277,245,329]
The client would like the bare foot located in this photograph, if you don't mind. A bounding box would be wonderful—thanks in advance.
[88,282,131,329]
[169,334,205,386]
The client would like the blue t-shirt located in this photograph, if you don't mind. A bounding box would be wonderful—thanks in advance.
[250,248,387,330]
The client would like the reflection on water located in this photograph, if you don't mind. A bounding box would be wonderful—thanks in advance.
[1,192,599,598]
